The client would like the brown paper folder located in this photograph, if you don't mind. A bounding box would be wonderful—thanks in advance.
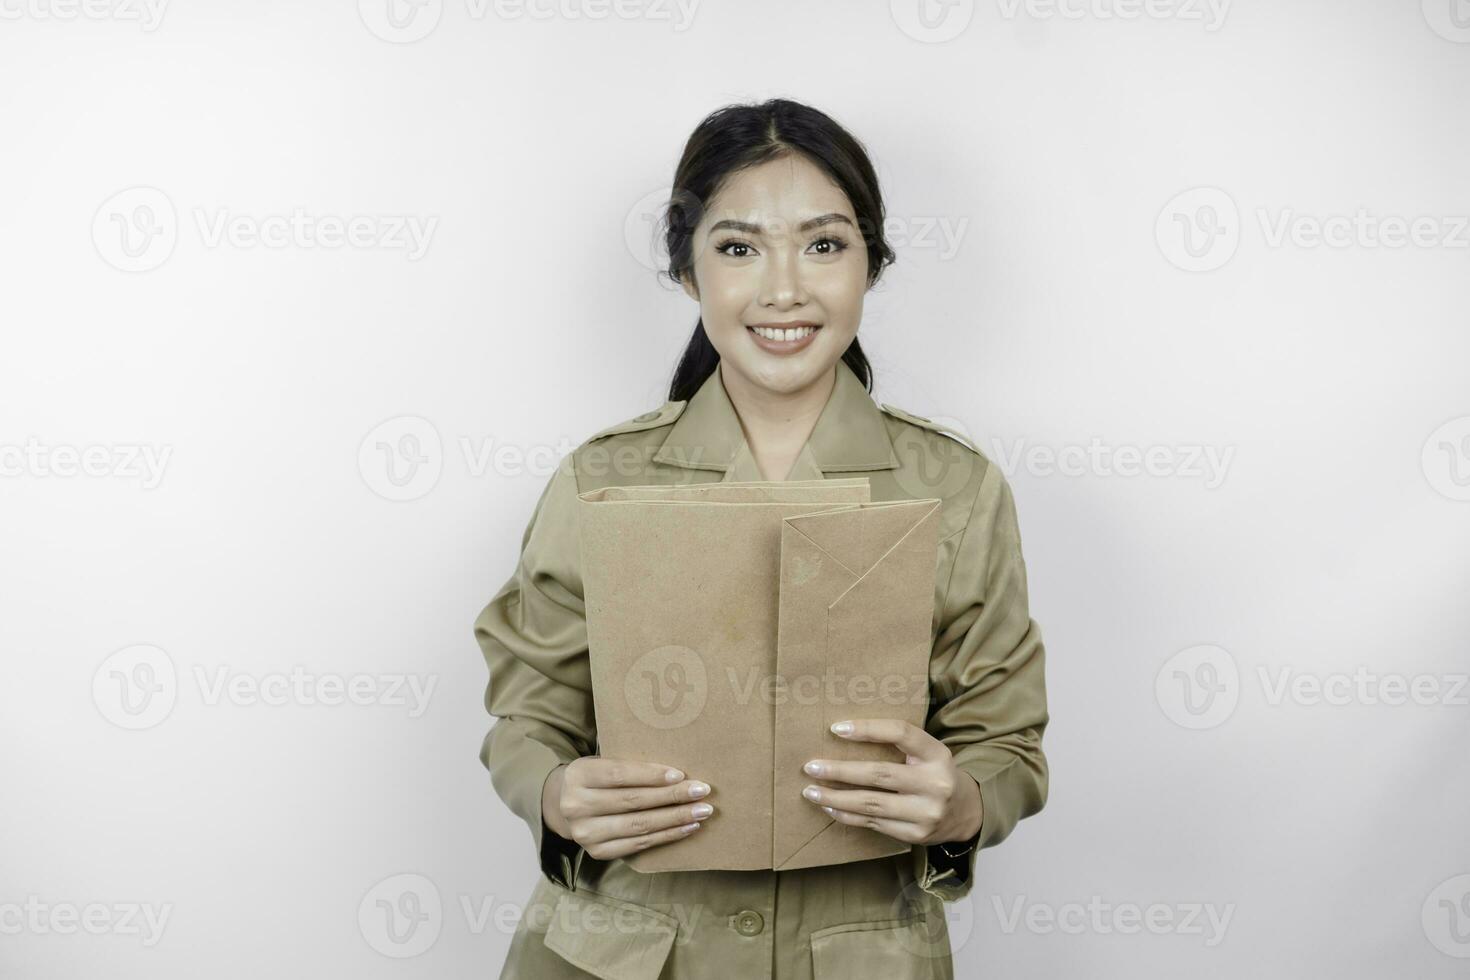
[590,478,871,504]
[577,479,941,872]
[771,499,942,870]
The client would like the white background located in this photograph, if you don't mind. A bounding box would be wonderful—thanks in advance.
[1,0,1468,977]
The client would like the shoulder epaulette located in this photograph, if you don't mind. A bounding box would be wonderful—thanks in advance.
[879,402,980,455]
[586,401,687,443]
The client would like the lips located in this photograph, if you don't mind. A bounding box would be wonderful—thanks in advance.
[746,322,822,354]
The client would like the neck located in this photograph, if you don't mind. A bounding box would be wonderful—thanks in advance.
[719,361,837,465]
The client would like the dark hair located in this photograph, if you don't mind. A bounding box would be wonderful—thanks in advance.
[660,98,897,403]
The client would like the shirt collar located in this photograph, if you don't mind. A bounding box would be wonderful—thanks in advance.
[651,358,900,479]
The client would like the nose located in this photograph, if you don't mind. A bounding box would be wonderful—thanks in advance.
[758,247,808,310]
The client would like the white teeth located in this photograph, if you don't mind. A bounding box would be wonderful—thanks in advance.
[752,325,816,342]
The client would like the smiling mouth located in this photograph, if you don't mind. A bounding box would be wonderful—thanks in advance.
[747,323,821,342]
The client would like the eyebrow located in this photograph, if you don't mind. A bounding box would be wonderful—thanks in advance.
[707,213,855,235]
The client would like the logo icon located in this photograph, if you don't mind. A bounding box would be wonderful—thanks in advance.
[1156,187,1240,272]
[625,645,707,730]
[624,186,675,274]
[1422,416,1470,501]
[1423,873,1470,957]
[358,0,442,42]
[93,186,177,272]
[891,412,980,501]
[358,873,442,957]
[359,416,443,501]
[887,878,973,957]
[1155,644,1239,729]
[890,0,975,43]
[1423,0,1470,42]
[93,644,178,730]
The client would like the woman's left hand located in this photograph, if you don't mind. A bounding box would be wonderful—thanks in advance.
[800,718,984,846]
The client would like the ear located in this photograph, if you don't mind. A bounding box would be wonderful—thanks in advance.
[679,274,699,303]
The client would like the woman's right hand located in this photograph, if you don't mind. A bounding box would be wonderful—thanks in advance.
[542,757,714,861]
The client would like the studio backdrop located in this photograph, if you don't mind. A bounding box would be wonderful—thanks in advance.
[1,1,1467,977]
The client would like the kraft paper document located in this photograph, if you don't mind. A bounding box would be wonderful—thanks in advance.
[577,478,942,873]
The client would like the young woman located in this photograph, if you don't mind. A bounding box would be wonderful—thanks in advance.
[474,98,1049,980]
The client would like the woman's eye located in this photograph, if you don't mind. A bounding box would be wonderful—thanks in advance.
[714,240,754,258]
[809,236,849,256]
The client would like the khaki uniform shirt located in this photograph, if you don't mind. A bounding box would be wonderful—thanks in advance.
[473,359,1049,980]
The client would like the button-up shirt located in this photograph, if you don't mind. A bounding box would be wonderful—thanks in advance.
[473,359,1049,980]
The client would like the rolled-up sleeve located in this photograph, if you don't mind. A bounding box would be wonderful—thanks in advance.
[473,455,596,890]
[915,459,1049,903]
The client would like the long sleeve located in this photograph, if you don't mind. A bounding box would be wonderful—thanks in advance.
[473,455,596,890]
[914,460,1050,903]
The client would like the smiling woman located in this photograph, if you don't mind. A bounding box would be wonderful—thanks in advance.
[474,97,1049,980]
[659,104,896,484]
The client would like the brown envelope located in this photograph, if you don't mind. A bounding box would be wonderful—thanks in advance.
[772,498,942,870]
[577,480,941,873]
[589,477,871,504]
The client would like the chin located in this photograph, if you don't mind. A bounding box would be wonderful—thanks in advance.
[736,357,836,396]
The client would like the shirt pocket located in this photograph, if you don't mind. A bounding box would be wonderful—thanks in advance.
[541,886,679,980]
[809,915,950,980]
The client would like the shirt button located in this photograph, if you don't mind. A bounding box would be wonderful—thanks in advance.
[732,909,764,936]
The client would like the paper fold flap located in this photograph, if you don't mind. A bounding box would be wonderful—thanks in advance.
[782,498,941,580]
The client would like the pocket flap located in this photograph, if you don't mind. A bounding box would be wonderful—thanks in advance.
[542,888,679,980]
[810,916,947,979]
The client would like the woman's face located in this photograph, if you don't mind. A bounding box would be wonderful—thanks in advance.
[680,153,868,397]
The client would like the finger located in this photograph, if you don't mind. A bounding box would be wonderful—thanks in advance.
[830,718,946,763]
[582,779,711,817]
[581,800,715,846]
[817,803,926,845]
[592,818,704,861]
[802,759,924,794]
[802,783,935,826]
[578,758,686,789]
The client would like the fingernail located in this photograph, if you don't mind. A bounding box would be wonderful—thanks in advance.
[681,822,700,832]
[822,806,834,815]
[691,803,713,818]
[803,761,823,776]
[665,769,684,782]
[802,785,821,802]
[688,781,709,798]
[831,721,853,736]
